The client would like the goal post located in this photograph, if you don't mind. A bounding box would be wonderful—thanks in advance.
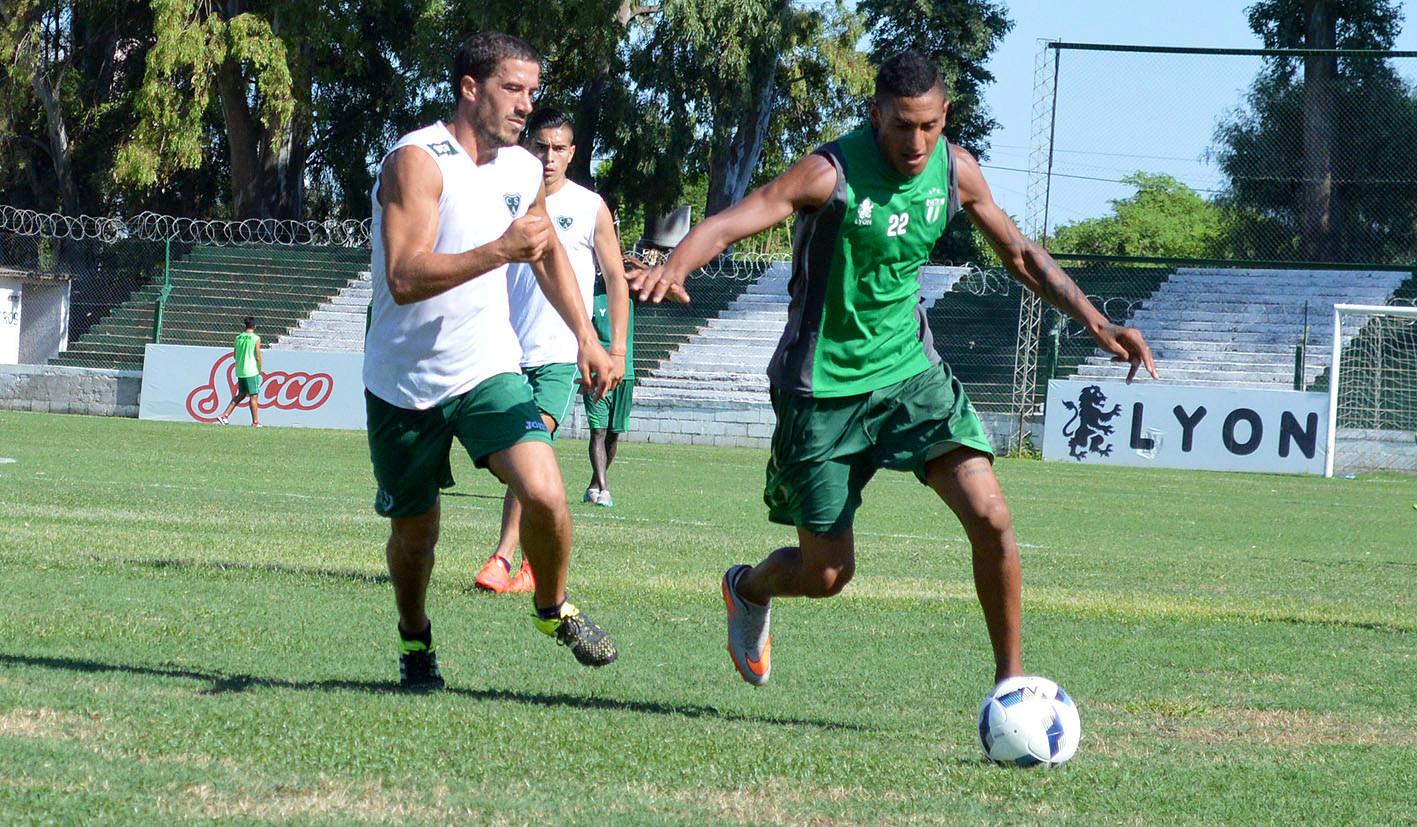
[1325,303,1417,477]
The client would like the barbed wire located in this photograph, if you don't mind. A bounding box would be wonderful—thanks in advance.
[0,206,372,247]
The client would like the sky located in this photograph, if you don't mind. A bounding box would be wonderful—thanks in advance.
[979,0,1417,234]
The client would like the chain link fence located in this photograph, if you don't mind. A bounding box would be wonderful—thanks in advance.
[1004,43,1417,468]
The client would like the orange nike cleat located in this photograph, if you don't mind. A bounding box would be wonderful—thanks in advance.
[506,559,536,593]
[474,555,511,593]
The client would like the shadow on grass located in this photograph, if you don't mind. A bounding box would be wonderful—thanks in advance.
[0,653,875,732]
[440,490,503,500]
[118,557,391,585]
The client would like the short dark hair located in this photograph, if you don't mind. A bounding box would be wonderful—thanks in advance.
[451,32,540,99]
[242,316,255,329]
[874,50,945,102]
[527,107,574,141]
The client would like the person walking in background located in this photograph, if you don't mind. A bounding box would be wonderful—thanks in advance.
[218,316,262,426]
[582,249,659,508]
[475,106,631,592]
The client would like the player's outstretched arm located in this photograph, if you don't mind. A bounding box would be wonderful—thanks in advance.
[380,147,547,305]
[526,186,618,399]
[954,145,1159,383]
[592,201,631,375]
[632,153,838,303]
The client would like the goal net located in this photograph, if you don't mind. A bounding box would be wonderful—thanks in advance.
[1325,304,1417,476]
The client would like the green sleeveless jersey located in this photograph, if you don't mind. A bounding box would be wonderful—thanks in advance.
[233,331,260,378]
[767,127,961,397]
[592,279,634,379]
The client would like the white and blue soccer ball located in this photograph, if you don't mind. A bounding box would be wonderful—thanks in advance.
[977,675,1081,768]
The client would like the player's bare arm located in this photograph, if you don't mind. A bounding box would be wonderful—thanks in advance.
[526,185,618,398]
[954,145,1159,383]
[592,201,632,375]
[632,153,838,303]
[379,147,548,305]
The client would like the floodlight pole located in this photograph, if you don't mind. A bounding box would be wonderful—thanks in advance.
[1013,41,1060,454]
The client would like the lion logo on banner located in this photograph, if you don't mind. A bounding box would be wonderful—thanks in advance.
[1061,384,1122,460]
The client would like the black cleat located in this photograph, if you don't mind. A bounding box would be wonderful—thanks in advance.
[398,640,444,692]
[533,602,618,667]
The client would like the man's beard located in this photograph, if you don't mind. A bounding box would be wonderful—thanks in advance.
[473,112,517,151]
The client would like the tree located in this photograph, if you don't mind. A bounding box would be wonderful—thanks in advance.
[0,1,154,214]
[113,0,297,220]
[1212,0,1417,262]
[597,0,867,223]
[1048,173,1223,259]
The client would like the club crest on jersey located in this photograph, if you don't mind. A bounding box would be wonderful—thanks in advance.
[557,215,574,231]
[504,193,522,215]
[855,197,874,226]
[427,140,458,157]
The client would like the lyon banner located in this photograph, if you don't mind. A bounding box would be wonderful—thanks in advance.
[1042,380,1329,475]
[140,344,365,429]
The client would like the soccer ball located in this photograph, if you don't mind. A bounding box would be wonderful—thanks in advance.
[977,675,1080,768]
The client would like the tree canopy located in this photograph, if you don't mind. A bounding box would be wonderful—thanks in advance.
[1048,173,1224,259]
[1211,0,1417,263]
[1,0,1006,229]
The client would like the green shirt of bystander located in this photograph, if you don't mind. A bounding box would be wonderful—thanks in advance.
[233,331,261,378]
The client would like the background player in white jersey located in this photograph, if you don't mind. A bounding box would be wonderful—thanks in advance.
[475,107,631,593]
[365,32,620,690]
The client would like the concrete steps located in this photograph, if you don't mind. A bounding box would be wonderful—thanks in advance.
[637,264,970,402]
[271,272,371,352]
[1076,267,1410,388]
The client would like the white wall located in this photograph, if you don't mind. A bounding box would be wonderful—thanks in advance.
[0,278,21,364]
[18,280,70,364]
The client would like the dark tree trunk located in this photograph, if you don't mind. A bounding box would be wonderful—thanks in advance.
[1300,0,1338,260]
[572,0,661,187]
[704,74,776,216]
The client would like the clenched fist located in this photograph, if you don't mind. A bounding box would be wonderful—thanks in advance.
[498,213,551,263]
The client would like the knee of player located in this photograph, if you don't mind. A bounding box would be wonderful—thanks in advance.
[518,477,567,516]
[966,497,1014,539]
[390,523,439,556]
[811,560,856,598]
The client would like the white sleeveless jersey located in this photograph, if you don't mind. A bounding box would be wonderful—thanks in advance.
[506,180,604,367]
[363,122,542,409]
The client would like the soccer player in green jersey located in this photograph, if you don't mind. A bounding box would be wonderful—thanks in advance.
[219,316,262,426]
[631,51,1158,689]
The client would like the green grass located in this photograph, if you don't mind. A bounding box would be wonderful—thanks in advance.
[1,410,1415,825]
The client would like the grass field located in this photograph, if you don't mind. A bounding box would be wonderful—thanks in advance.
[1,409,1415,825]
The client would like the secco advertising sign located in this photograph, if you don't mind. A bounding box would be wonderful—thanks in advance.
[139,344,365,429]
[1043,380,1329,475]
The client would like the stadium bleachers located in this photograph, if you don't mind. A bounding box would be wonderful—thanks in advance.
[635,263,971,404]
[1071,267,1413,388]
[48,245,370,369]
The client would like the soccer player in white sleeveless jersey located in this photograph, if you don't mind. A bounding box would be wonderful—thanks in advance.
[364,32,620,690]
[474,107,634,594]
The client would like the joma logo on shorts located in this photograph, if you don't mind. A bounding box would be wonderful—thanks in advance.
[526,420,549,432]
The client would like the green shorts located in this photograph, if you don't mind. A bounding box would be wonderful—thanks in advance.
[584,379,634,433]
[523,362,579,435]
[237,374,261,395]
[764,362,994,534]
[365,373,552,519]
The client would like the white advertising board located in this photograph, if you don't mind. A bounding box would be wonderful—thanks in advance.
[1043,380,1329,475]
[140,344,365,429]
